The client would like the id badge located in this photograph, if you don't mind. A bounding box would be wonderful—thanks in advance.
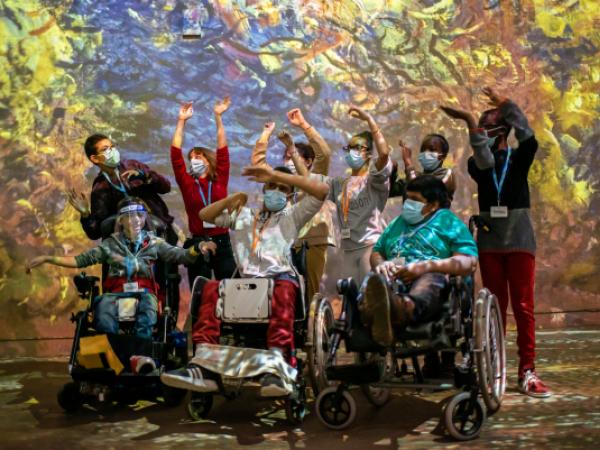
[203,221,216,229]
[341,228,351,240]
[490,206,509,218]
[123,281,141,292]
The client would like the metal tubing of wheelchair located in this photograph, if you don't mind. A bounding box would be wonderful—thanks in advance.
[365,382,455,391]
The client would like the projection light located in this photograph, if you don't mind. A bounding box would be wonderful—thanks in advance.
[183,1,207,39]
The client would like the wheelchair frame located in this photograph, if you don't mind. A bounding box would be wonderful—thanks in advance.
[313,275,506,441]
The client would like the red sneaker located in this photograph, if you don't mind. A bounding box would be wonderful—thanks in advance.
[518,370,552,398]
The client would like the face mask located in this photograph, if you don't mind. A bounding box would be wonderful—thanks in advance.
[402,199,426,225]
[103,147,120,168]
[486,133,498,149]
[345,149,365,170]
[264,189,288,212]
[418,151,442,171]
[189,158,208,176]
[284,160,297,174]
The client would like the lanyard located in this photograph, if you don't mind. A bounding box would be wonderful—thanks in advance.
[102,168,128,195]
[251,212,271,256]
[492,148,512,206]
[340,177,352,224]
[394,209,442,257]
[195,179,212,207]
[124,239,142,281]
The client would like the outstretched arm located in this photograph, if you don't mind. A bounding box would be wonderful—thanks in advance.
[349,105,390,171]
[242,165,329,201]
[199,192,248,224]
[278,131,309,176]
[251,122,275,167]
[214,96,231,149]
[27,255,78,272]
[286,108,331,175]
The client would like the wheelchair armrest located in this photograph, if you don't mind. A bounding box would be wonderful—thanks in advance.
[73,272,100,299]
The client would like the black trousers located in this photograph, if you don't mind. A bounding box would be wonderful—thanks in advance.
[404,272,449,324]
[183,233,237,287]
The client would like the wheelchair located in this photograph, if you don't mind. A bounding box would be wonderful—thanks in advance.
[184,245,334,425]
[56,216,188,413]
[314,274,506,441]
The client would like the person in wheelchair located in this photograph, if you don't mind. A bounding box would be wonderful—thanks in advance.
[27,197,215,339]
[359,175,478,349]
[161,146,329,397]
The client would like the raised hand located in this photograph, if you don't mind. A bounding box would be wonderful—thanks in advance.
[440,105,477,128]
[286,108,308,128]
[263,121,276,134]
[348,105,372,122]
[399,139,413,164]
[227,192,248,215]
[277,130,294,149]
[214,96,231,116]
[66,188,90,217]
[178,102,194,121]
[242,164,275,183]
[482,87,507,107]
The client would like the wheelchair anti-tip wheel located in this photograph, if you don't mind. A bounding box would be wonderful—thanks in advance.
[355,352,392,407]
[187,392,213,420]
[307,294,335,395]
[57,382,83,413]
[315,386,357,430]
[475,289,506,414]
[443,391,486,441]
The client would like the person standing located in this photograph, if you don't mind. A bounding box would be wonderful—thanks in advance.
[441,86,551,398]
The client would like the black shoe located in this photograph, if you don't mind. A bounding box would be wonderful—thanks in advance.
[259,374,288,397]
[359,274,393,346]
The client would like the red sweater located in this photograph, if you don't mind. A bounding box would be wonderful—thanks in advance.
[170,145,230,237]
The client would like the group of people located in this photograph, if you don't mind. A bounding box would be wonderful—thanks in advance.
[26,86,551,399]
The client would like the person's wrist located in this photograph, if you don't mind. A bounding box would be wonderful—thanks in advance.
[300,122,311,131]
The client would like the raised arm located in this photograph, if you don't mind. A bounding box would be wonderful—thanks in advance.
[242,165,329,201]
[27,255,79,272]
[286,108,331,175]
[278,131,309,177]
[349,105,390,171]
[483,87,534,143]
[214,96,231,150]
[400,139,417,180]
[199,192,248,224]
[172,102,193,150]
[251,122,275,167]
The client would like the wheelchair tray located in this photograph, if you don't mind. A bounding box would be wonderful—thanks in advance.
[220,278,273,323]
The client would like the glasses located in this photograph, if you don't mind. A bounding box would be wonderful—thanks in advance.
[97,144,117,155]
[484,126,507,137]
[342,144,368,152]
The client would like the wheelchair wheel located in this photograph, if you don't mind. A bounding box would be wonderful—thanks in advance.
[307,294,335,396]
[355,352,392,407]
[475,289,506,414]
[187,392,213,420]
[315,386,357,430]
[57,382,83,413]
[443,391,486,441]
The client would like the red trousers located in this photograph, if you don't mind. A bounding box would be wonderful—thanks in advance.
[479,252,536,376]
[191,279,297,356]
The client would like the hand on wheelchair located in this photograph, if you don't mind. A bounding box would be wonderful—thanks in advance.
[395,261,428,283]
[374,261,399,281]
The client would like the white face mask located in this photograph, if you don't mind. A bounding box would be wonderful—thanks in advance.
[103,147,120,168]
[189,158,208,176]
[284,160,297,174]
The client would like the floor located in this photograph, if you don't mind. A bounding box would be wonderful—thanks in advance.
[1,329,599,450]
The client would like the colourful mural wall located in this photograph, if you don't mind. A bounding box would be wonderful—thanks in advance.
[1,0,599,345]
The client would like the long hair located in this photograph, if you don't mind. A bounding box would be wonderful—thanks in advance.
[187,146,217,181]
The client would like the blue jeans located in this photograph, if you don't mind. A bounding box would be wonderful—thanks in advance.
[94,293,157,339]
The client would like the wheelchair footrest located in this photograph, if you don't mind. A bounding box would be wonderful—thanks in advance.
[326,362,381,384]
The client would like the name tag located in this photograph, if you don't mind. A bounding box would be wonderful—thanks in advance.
[341,228,351,240]
[123,281,142,292]
[490,206,508,218]
[203,221,216,229]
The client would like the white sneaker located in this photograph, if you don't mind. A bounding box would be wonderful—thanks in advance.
[160,364,218,392]
[259,374,288,397]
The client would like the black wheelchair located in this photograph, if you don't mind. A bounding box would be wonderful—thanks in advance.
[56,216,188,412]
[313,274,506,441]
[185,244,334,425]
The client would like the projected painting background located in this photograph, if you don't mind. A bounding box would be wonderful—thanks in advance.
[1,0,599,345]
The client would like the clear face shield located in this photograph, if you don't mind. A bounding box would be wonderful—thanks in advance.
[115,203,154,243]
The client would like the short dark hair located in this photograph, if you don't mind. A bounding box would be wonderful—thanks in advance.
[404,174,450,209]
[478,108,512,135]
[295,142,315,162]
[421,134,449,156]
[84,134,109,159]
[273,165,295,192]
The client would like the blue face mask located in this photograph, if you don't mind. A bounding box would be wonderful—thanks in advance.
[264,189,288,212]
[402,199,426,224]
[345,149,366,170]
[418,151,442,171]
[103,147,120,168]
[189,158,207,177]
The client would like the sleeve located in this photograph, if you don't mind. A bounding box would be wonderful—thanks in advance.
[325,176,337,202]
[75,243,108,268]
[290,175,326,231]
[154,238,197,265]
[513,136,538,170]
[372,226,390,260]
[367,157,392,192]
[215,145,230,187]
[305,127,331,176]
[449,217,479,257]
[81,186,109,240]
[500,100,534,143]
[132,160,171,194]
[467,156,483,183]
[170,145,188,186]
[469,130,495,170]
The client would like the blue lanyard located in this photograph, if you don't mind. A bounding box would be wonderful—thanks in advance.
[394,209,442,257]
[195,179,212,207]
[102,168,128,195]
[492,148,512,206]
[124,239,142,281]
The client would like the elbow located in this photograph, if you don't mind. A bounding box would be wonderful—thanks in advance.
[198,208,208,222]
[317,183,330,201]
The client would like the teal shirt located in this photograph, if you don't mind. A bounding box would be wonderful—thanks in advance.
[373,209,478,264]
